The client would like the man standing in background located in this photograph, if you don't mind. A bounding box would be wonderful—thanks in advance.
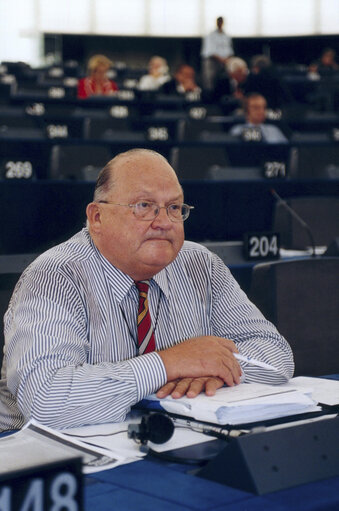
[201,16,234,92]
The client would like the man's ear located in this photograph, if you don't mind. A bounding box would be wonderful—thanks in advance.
[86,202,102,233]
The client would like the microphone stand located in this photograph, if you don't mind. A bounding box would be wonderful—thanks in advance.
[270,189,317,257]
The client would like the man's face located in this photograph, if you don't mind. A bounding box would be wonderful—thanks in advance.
[89,153,185,281]
[247,96,267,125]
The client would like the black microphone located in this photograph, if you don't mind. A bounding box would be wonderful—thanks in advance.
[270,189,316,257]
[128,413,175,445]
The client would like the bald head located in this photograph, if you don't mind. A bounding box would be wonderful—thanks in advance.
[93,149,176,202]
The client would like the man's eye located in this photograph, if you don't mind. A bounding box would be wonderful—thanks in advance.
[168,204,181,212]
[137,202,152,210]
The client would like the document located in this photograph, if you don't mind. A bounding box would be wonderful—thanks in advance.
[144,381,322,425]
[279,376,339,406]
[0,419,126,474]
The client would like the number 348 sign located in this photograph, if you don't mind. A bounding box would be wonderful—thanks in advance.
[243,232,280,261]
[0,459,83,511]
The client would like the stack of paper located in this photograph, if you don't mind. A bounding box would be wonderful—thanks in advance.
[145,382,322,425]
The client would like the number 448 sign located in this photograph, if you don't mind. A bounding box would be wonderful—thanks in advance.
[243,232,280,261]
[0,459,83,511]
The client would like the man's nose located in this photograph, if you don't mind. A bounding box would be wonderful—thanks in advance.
[152,207,172,227]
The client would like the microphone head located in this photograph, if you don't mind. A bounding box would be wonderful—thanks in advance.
[128,413,174,445]
[147,413,175,444]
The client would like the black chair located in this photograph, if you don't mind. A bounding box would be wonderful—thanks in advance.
[206,166,263,181]
[169,146,230,180]
[49,144,112,180]
[289,140,339,179]
[272,196,339,250]
[0,115,44,140]
[177,118,225,142]
[85,117,145,143]
[249,257,339,376]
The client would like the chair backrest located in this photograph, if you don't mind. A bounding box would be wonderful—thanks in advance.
[169,146,230,180]
[49,144,112,180]
[207,166,263,181]
[272,196,339,249]
[249,257,339,376]
[289,141,339,179]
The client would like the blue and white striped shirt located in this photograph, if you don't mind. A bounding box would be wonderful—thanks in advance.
[0,229,294,431]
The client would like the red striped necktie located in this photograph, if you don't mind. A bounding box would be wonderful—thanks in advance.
[135,280,156,354]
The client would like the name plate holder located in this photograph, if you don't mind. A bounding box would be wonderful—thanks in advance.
[197,416,339,494]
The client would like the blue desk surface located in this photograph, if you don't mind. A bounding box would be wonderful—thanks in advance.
[85,456,339,511]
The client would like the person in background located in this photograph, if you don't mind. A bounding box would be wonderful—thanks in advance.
[213,57,249,113]
[138,56,170,91]
[77,54,118,99]
[159,64,201,96]
[230,93,288,143]
[308,48,339,76]
[242,54,293,110]
[0,148,293,431]
[201,16,234,92]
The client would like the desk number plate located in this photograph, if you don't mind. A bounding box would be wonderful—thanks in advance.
[243,232,280,261]
[0,458,83,511]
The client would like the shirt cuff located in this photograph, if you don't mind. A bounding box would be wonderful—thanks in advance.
[127,352,167,402]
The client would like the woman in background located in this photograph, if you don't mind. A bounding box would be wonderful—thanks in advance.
[77,54,118,99]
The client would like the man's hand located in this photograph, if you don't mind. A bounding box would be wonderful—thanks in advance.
[157,335,242,388]
[157,376,225,399]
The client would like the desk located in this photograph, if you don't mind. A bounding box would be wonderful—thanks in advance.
[85,376,339,510]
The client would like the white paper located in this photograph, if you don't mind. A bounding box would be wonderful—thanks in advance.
[0,420,126,474]
[145,381,322,425]
[280,376,339,406]
[62,411,215,456]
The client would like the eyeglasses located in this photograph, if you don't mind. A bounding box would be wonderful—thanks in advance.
[98,200,194,222]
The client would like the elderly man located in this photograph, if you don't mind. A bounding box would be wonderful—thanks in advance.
[0,149,294,431]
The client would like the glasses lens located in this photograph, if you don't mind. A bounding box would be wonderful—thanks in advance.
[133,201,157,219]
[133,202,192,222]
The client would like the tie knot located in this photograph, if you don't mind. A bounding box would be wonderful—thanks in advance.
[135,280,150,294]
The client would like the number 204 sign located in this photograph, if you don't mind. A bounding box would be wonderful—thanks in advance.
[243,232,280,261]
[0,458,83,511]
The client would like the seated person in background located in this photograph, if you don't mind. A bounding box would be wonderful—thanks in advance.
[242,54,293,110]
[159,64,201,96]
[0,148,294,431]
[77,54,118,99]
[213,56,249,111]
[308,48,339,76]
[230,93,288,143]
[138,56,170,91]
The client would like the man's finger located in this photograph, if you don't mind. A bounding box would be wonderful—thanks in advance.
[156,380,178,398]
[204,377,224,396]
[171,378,194,399]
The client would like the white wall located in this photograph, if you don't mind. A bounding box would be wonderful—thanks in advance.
[1,0,338,66]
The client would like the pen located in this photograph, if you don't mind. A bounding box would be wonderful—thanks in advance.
[234,353,279,372]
